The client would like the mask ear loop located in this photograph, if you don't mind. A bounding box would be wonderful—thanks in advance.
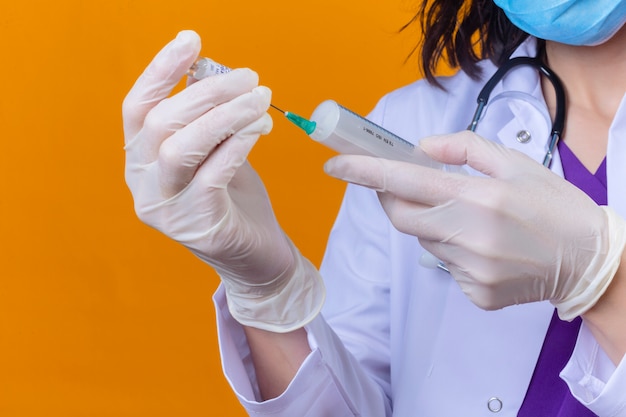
[467,56,566,167]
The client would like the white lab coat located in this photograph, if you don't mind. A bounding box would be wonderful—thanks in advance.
[213,38,626,416]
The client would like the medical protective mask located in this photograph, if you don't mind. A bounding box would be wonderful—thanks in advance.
[493,0,626,45]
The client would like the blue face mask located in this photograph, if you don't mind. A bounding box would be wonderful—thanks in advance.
[493,0,626,45]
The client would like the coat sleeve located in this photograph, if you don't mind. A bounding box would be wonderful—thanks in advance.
[211,97,399,416]
[560,323,626,416]
[561,98,626,417]
[213,284,391,416]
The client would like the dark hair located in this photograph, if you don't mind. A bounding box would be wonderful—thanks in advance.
[404,0,531,87]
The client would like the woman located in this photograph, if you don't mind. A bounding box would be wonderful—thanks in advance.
[122,1,626,415]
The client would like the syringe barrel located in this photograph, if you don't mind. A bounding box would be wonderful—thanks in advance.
[308,100,443,169]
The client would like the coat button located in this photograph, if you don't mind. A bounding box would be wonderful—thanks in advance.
[516,130,532,143]
[487,397,503,413]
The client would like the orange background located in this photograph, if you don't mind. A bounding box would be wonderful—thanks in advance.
[0,1,429,415]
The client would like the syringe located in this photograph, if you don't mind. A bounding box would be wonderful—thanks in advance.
[187,57,444,169]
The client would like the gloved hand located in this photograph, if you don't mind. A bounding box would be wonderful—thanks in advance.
[123,30,324,332]
[324,131,626,320]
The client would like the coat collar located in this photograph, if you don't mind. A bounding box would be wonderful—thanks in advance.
[473,37,564,176]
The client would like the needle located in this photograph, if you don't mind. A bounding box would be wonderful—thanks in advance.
[270,104,285,113]
[268,104,317,135]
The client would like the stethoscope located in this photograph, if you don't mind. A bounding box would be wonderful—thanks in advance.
[467,56,566,168]
[432,57,567,273]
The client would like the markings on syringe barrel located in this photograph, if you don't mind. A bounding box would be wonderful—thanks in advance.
[340,104,414,154]
[358,122,414,154]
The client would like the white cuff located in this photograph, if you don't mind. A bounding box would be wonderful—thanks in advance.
[560,323,626,416]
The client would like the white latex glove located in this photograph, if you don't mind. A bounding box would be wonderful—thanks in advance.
[123,30,324,332]
[324,131,626,320]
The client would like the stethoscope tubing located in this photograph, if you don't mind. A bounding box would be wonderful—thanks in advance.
[467,56,566,167]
